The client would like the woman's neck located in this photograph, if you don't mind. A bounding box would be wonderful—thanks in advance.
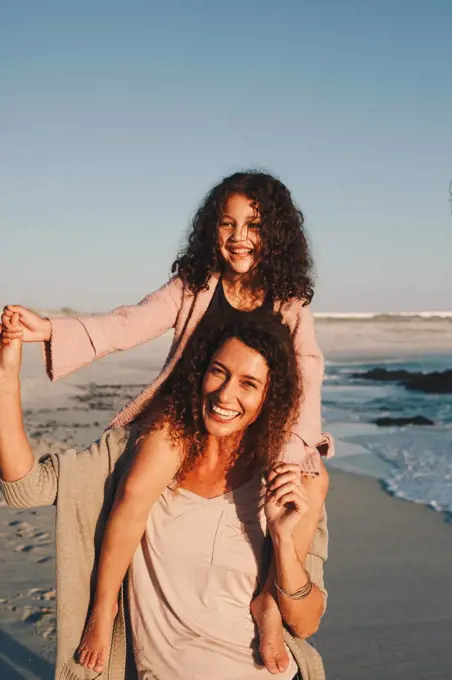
[180,433,256,498]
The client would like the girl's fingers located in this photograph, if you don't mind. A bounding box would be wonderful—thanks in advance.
[267,470,300,491]
[5,305,25,315]
[9,313,22,329]
[267,463,301,483]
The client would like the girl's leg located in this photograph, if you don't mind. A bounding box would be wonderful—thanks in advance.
[251,551,290,674]
[78,426,181,672]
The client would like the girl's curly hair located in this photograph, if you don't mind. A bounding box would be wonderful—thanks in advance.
[139,311,301,483]
[172,171,315,304]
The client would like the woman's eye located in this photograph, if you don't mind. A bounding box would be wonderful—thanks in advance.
[219,222,233,228]
[210,367,223,376]
[243,380,257,390]
[249,222,262,230]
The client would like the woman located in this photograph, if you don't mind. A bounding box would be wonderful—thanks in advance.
[0,312,328,680]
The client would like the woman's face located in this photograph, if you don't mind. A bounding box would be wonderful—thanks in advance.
[217,194,262,276]
[201,337,269,438]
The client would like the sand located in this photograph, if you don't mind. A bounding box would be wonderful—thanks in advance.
[317,469,452,680]
[1,321,452,679]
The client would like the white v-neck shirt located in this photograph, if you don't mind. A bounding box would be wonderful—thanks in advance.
[128,472,297,680]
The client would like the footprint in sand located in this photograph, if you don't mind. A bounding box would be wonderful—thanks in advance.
[42,625,57,639]
[23,607,54,624]
[27,587,56,601]
[14,544,37,553]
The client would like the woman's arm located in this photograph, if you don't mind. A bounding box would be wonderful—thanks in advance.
[0,314,58,506]
[265,462,329,639]
[1,276,184,380]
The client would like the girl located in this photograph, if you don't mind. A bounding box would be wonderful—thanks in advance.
[1,171,333,673]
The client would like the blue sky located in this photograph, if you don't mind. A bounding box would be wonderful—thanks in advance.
[1,0,451,312]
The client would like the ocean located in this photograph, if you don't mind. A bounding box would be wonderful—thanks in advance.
[324,352,452,519]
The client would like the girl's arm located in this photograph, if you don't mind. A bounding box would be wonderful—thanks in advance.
[266,462,329,639]
[281,302,334,469]
[1,276,184,381]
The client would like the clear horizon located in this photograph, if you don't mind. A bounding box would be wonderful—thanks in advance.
[2,1,452,313]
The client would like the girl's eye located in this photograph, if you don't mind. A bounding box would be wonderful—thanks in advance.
[243,380,258,390]
[210,366,223,376]
[249,222,262,230]
[219,221,234,228]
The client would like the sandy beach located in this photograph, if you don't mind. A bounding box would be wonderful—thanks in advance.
[1,318,451,679]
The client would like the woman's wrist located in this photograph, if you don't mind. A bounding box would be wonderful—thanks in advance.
[269,525,296,550]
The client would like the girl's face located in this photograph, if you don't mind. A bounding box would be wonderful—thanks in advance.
[217,194,262,276]
[201,337,269,438]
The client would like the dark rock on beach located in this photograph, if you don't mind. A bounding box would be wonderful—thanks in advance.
[374,415,435,427]
[353,368,452,393]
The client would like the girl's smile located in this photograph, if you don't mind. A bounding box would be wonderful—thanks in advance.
[218,194,261,276]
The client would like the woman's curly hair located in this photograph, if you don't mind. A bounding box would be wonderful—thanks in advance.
[172,171,315,304]
[139,311,301,483]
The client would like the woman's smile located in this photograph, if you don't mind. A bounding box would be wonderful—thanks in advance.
[207,399,242,423]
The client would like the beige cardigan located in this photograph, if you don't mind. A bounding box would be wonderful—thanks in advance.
[0,427,328,680]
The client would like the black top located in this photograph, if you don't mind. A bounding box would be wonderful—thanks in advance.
[203,278,273,324]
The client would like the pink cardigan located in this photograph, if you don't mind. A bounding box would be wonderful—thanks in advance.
[45,273,333,473]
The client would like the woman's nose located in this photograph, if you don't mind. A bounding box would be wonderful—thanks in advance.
[217,378,235,403]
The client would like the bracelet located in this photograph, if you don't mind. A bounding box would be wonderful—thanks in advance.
[274,572,313,600]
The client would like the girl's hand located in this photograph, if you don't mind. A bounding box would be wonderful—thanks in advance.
[265,463,310,541]
[0,313,24,381]
[1,305,51,343]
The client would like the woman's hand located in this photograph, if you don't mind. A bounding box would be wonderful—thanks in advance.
[265,462,329,541]
[1,305,51,344]
[0,313,24,381]
[265,463,311,541]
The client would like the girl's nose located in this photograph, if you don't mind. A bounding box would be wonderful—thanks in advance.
[231,223,248,242]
